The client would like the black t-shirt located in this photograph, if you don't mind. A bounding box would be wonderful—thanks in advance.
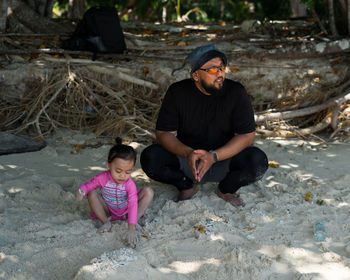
[156,78,255,150]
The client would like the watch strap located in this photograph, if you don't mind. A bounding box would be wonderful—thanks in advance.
[209,150,218,162]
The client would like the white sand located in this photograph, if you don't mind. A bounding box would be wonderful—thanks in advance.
[1,130,350,280]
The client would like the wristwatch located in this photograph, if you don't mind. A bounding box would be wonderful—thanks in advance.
[79,189,85,196]
[209,150,218,162]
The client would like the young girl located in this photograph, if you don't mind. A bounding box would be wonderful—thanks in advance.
[75,138,154,246]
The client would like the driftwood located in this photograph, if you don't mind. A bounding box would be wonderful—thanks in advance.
[255,83,350,123]
[86,65,159,90]
[256,116,332,138]
[1,22,349,142]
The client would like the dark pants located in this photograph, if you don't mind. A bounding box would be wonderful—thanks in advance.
[140,144,268,194]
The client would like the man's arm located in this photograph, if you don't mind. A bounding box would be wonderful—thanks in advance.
[156,130,193,158]
[195,132,255,182]
[214,131,255,161]
[156,130,202,179]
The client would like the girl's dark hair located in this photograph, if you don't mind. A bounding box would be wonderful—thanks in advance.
[107,137,136,164]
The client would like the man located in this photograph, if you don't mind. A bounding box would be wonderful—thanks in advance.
[140,44,268,207]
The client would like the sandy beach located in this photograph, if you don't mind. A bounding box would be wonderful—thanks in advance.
[0,129,350,280]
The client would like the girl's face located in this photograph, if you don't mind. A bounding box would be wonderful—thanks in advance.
[107,158,135,184]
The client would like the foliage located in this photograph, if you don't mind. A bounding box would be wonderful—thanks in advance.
[52,0,348,35]
[301,0,348,35]
[53,0,293,23]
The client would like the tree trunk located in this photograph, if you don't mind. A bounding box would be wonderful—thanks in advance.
[348,0,350,34]
[290,0,307,18]
[0,0,7,33]
[328,0,339,37]
[310,7,328,35]
[220,0,224,20]
[7,0,70,33]
[26,0,54,17]
[68,0,87,20]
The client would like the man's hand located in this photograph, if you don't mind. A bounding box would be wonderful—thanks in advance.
[189,150,216,182]
[187,150,201,181]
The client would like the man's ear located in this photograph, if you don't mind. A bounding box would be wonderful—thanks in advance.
[192,71,199,81]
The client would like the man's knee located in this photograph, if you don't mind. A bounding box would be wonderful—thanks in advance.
[140,144,162,177]
[250,147,268,180]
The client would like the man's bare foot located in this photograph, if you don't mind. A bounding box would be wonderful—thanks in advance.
[178,183,199,201]
[215,187,245,207]
[98,220,112,233]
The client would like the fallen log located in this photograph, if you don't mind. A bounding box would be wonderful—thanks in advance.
[256,116,331,138]
[255,85,350,123]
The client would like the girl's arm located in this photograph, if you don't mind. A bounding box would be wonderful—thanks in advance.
[125,178,138,225]
[125,179,138,246]
[76,172,106,198]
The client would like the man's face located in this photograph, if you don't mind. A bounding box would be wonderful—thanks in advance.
[192,57,226,95]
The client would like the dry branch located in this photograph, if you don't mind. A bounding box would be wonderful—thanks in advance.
[17,80,66,137]
[86,65,159,90]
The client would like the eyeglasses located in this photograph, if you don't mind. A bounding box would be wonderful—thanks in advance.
[199,65,226,75]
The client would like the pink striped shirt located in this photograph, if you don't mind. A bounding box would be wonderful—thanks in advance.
[78,171,138,225]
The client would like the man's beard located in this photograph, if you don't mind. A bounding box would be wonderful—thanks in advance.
[201,78,225,95]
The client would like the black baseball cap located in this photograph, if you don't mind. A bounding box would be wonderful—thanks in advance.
[188,44,227,76]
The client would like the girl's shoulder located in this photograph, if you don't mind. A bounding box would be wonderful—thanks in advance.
[93,170,112,182]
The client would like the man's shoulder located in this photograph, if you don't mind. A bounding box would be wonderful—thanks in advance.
[225,79,245,90]
[169,78,193,90]
[224,79,247,97]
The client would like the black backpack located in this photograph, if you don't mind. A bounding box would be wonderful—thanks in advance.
[62,7,126,54]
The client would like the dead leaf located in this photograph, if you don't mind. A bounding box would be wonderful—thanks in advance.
[269,161,279,168]
[71,144,85,154]
[143,67,150,75]
[305,192,311,202]
[244,227,255,231]
[194,224,206,233]
[229,67,240,72]
[177,41,187,47]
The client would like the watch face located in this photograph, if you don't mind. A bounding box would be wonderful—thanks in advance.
[79,189,85,195]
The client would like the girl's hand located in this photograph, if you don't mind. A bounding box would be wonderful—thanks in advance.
[126,229,138,247]
[75,189,85,201]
